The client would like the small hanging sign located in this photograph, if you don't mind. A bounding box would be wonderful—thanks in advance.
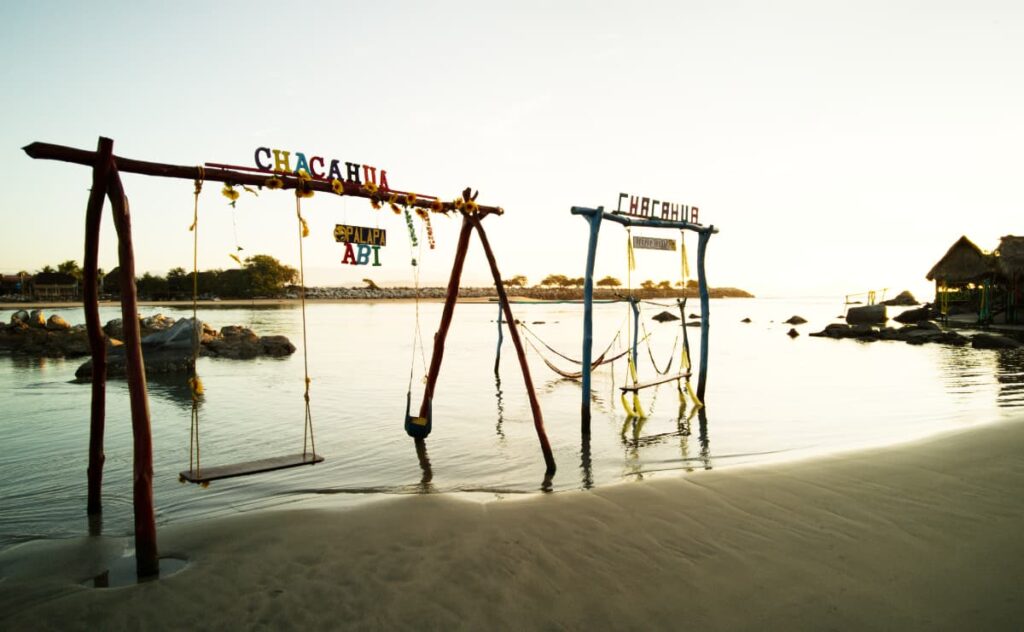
[632,236,677,251]
[334,224,387,246]
[335,224,385,266]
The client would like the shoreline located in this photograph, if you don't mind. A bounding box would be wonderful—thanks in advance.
[2,417,1021,629]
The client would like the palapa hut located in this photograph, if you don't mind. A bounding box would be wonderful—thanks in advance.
[994,235,1024,324]
[925,236,997,322]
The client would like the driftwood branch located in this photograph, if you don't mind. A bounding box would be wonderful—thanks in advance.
[23,141,503,218]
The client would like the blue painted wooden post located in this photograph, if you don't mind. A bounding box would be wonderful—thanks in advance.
[696,230,712,401]
[578,207,603,434]
[494,301,504,374]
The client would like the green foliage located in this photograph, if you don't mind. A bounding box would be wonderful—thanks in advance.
[103,254,297,299]
[505,275,528,288]
[596,276,622,288]
[57,260,83,281]
[640,280,656,290]
[656,280,672,290]
[245,255,298,297]
[38,265,55,274]
[540,274,571,287]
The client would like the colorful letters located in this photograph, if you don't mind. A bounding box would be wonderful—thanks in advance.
[616,192,701,225]
[253,146,387,189]
[335,224,385,267]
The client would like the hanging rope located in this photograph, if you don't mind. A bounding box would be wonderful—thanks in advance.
[680,230,690,286]
[639,316,679,376]
[295,195,316,458]
[188,168,204,479]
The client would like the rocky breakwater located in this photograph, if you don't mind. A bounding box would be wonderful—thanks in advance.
[0,309,296,377]
[75,316,296,379]
[810,303,1023,349]
[1,309,93,357]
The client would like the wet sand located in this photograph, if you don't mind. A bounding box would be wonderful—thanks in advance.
[1,419,1022,630]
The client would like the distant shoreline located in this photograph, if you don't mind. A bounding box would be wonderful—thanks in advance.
[0,286,754,310]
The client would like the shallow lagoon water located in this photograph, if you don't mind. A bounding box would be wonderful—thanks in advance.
[1,297,1022,550]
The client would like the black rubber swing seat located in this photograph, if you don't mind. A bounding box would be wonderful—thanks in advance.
[619,372,691,393]
[179,453,324,484]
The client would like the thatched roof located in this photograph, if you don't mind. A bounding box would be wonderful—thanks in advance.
[995,235,1024,278]
[926,236,995,283]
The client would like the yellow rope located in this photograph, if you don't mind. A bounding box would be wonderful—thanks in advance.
[296,197,316,458]
[189,167,204,477]
[680,230,690,285]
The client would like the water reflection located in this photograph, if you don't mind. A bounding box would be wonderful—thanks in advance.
[494,373,506,443]
[996,349,1024,408]
[146,373,201,409]
[617,392,713,479]
[413,438,433,492]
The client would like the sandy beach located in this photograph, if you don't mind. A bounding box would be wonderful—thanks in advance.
[1,418,1021,630]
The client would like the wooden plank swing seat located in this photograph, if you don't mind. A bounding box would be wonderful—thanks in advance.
[619,371,691,393]
[179,453,324,485]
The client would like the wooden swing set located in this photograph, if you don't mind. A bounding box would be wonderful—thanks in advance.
[23,136,555,579]
[571,204,719,433]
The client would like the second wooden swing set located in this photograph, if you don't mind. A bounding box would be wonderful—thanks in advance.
[23,136,556,578]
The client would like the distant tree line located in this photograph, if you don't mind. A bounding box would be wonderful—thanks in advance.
[504,274,698,290]
[31,255,298,299]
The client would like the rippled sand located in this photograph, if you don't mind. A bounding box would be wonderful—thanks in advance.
[2,418,1022,630]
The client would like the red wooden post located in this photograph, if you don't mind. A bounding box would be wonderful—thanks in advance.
[419,216,474,417]
[106,163,159,578]
[469,216,556,475]
[84,137,113,516]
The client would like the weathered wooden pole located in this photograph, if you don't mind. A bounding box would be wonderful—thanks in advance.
[470,216,556,475]
[84,137,113,516]
[418,216,474,421]
[695,230,712,402]
[106,163,159,579]
[578,208,602,434]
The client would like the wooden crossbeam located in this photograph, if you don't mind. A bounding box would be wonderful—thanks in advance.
[22,142,503,218]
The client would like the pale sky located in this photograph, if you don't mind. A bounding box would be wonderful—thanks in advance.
[1,1,1021,299]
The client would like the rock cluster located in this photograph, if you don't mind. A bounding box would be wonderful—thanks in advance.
[810,321,970,346]
[2,310,296,377]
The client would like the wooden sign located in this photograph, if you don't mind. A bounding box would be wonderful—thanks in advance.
[632,236,676,251]
[334,224,387,246]
[334,224,384,267]
[254,146,390,189]
[616,192,699,224]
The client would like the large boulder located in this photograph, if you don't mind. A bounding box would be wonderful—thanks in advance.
[894,306,932,324]
[103,318,123,339]
[76,346,194,380]
[10,310,28,325]
[205,326,263,359]
[651,311,679,322]
[141,318,200,350]
[784,315,807,325]
[27,310,46,328]
[141,313,176,334]
[881,290,919,306]
[971,333,1024,350]
[846,304,887,325]
[45,314,71,330]
[261,335,296,357]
